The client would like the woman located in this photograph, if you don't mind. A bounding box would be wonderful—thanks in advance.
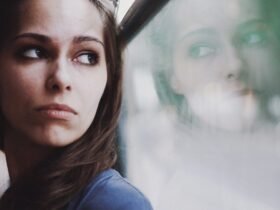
[0,0,152,209]
[152,0,280,132]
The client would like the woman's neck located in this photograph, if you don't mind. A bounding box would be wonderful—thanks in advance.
[4,129,53,183]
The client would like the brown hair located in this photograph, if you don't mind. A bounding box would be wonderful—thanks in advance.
[0,0,122,209]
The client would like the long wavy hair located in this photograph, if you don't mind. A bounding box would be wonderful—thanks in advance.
[0,0,122,209]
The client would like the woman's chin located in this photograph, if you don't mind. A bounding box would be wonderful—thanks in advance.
[27,126,82,148]
[189,92,259,132]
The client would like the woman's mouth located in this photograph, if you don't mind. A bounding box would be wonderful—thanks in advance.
[35,103,77,120]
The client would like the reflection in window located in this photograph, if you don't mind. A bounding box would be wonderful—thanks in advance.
[123,0,280,209]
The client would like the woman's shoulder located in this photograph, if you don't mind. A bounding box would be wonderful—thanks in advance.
[68,169,153,210]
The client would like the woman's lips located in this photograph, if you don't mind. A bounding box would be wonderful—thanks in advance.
[237,88,252,96]
[35,104,77,120]
[234,88,262,97]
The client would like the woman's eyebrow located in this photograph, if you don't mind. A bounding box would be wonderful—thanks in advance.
[12,33,51,43]
[73,36,104,47]
[177,28,216,42]
[238,19,267,31]
[11,33,104,48]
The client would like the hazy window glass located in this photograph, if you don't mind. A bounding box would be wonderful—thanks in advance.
[122,0,280,209]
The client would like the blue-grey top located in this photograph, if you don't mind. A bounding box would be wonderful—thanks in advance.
[67,169,153,210]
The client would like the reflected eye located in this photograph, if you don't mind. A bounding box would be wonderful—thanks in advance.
[74,52,99,65]
[188,45,216,58]
[241,31,266,46]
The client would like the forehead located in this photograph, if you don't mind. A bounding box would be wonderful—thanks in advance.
[173,0,263,34]
[15,0,104,41]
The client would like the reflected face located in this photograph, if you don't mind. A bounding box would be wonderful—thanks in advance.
[0,0,107,146]
[172,0,280,131]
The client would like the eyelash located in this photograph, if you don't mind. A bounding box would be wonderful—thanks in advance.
[239,31,267,47]
[188,43,217,58]
[73,51,100,66]
[16,46,48,60]
[16,46,100,66]
[186,30,268,59]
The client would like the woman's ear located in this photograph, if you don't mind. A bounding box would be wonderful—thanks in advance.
[170,75,183,95]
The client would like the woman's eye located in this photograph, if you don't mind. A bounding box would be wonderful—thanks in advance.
[74,53,99,65]
[188,45,216,58]
[21,47,46,59]
[241,31,266,46]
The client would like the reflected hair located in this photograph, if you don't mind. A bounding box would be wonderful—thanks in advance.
[0,0,122,210]
[150,0,186,118]
[150,0,280,121]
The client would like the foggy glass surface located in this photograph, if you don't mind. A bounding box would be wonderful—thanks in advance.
[122,0,280,209]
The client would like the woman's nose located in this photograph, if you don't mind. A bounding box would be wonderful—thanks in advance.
[224,45,244,80]
[46,59,72,93]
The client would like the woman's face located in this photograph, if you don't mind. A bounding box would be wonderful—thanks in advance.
[0,0,107,146]
[172,0,280,131]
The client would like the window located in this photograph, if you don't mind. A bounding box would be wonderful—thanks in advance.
[121,0,280,209]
